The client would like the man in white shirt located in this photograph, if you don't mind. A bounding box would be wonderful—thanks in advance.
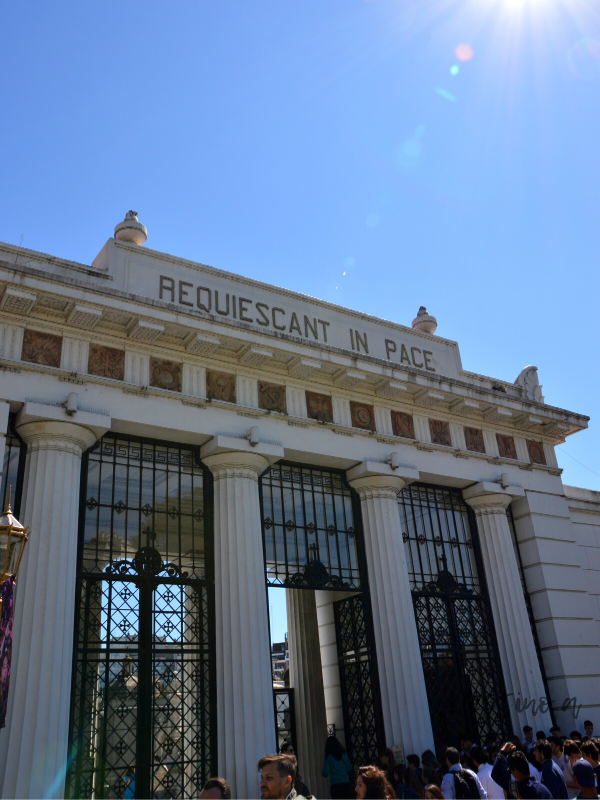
[441,748,488,799]
[470,747,504,800]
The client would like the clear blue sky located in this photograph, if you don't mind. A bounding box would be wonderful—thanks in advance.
[1,3,599,636]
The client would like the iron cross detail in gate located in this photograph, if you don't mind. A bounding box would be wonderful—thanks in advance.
[143,525,156,545]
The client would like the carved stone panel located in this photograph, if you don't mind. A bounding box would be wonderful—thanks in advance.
[207,370,236,403]
[21,329,62,368]
[350,401,376,432]
[464,427,485,454]
[429,419,452,447]
[150,357,182,392]
[305,391,333,423]
[527,440,547,465]
[88,343,125,381]
[391,411,415,440]
[496,433,518,460]
[258,381,287,413]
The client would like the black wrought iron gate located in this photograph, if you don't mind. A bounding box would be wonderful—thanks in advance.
[260,462,384,766]
[67,435,215,799]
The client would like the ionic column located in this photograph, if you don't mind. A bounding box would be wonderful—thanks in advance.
[286,589,328,799]
[346,462,435,756]
[201,445,279,799]
[463,482,552,732]
[0,419,100,800]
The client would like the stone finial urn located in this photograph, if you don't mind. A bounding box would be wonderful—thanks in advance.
[114,210,148,246]
[411,306,437,334]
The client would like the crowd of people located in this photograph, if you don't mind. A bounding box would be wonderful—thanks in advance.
[196,720,600,800]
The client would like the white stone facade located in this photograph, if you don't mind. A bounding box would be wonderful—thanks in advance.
[0,231,598,799]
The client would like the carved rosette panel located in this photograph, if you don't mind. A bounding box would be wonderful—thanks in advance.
[527,440,547,465]
[305,391,333,423]
[497,433,518,460]
[88,343,125,381]
[21,329,62,368]
[350,401,376,432]
[429,419,452,446]
[150,357,182,392]
[464,427,485,454]
[258,381,287,413]
[391,410,415,439]
[207,370,236,403]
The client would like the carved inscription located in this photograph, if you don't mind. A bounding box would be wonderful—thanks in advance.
[88,343,125,381]
[429,419,452,447]
[258,381,287,413]
[464,427,485,454]
[527,440,547,465]
[305,391,333,423]
[350,401,376,432]
[207,370,236,403]
[21,329,62,368]
[149,358,182,392]
[497,433,518,460]
[391,411,415,440]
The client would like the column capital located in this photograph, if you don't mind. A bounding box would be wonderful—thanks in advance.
[15,419,100,457]
[201,449,272,481]
[346,460,419,499]
[462,480,524,514]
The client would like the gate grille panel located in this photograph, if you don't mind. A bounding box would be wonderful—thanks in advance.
[67,435,215,799]
[334,595,383,767]
[398,484,511,748]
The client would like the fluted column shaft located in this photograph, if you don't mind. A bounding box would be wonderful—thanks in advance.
[202,451,276,800]
[464,490,552,732]
[0,420,99,800]
[347,473,435,756]
[286,589,328,798]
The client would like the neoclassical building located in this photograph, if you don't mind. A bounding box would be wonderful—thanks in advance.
[0,212,598,799]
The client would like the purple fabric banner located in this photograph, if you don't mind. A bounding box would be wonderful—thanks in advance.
[0,576,15,728]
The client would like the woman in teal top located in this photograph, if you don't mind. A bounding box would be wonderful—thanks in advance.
[322,735,354,799]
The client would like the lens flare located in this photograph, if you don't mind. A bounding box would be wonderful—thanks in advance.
[450,65,460,76]
[436,87,457,102]
[455,43,474,62]
[567,39,600,81]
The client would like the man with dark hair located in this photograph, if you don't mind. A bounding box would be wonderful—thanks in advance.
[532,740,569,799]
[441,747,487,799]
[537,732,547,742]
[461,737,474,757]
[258,754,313,800]
[407,754,423,785]
[564,741,585,799]
[572,761,599,799]
[524,727,535,752]
[470,746,503,799]
[551,728,563,739]
[199,778,232,799]
[491,742,552,798]
[572,733,584,743]
[581,742,600,790]
[584,723,594,740]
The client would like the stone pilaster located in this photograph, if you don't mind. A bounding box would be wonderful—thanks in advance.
[201,448,277,799]
[286,589,328,798]
[346,462,435,756]
[463,483,553,732]
[0,419,99,800]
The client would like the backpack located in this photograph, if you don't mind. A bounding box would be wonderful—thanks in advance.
[453,768,480,799]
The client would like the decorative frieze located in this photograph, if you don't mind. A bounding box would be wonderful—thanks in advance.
[350,401,376,432]
[258,381,287,414]
[527,440,547,465]
[305,391,333,423]
[496,433,518,460]
[429,419,452,447]
[150,358,182,392]
[88,343,125,381]
[464,427,485,454]
[391,410,415,440]
[207,370,236,403]
[21,329,62,368]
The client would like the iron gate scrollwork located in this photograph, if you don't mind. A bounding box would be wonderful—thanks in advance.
[67,435,215,800]
[398,484,511,749]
